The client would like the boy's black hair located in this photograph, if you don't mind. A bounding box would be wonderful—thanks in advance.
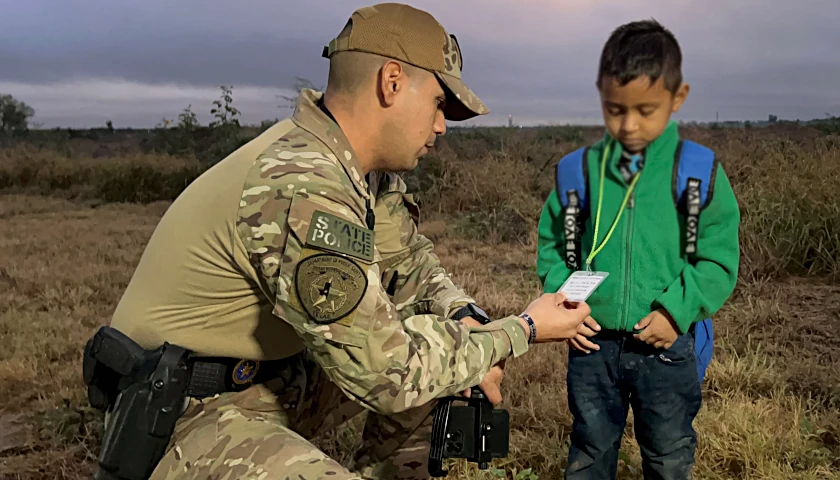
[597,19,683,93]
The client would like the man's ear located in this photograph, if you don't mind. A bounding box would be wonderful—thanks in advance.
[379,60,404,107]
[671,82,690,113]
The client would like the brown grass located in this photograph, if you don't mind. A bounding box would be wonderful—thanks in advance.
[1,124,839,479]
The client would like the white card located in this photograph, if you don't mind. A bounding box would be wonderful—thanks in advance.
[557,271,609,302]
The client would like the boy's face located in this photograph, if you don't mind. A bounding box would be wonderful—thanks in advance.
[597,75,689,153]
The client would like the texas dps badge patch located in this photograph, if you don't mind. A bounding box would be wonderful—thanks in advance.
[295,253,368,325]
[231,359,259,385]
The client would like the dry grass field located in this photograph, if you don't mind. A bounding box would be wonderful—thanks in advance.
[1,123,839,479]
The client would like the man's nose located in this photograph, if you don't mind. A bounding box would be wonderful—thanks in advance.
[434,110,447,135]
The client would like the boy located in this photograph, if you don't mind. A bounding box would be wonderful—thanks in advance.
[536,19,741,479]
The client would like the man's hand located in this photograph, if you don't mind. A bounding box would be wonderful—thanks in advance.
[519,292,591,343]
[459,316,484,329]
[460,362,505,405]
[633,309,680,349]
[568,315,602,354]
[458,316,506,405]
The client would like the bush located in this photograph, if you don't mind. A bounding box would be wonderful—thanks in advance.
[2,123,838,281]
[405,125,840,281]
[0,146,206,203]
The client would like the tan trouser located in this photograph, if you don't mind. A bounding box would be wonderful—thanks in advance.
[148,350,436,479]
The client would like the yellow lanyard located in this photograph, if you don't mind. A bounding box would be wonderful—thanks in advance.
[585,140,642,271]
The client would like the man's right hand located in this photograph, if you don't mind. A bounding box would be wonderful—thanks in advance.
[518,292,591,343]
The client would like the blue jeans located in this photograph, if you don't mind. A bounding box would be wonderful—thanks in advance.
[564,329,702,480]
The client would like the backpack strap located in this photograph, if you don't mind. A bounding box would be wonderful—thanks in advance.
[555,147,589,271]
[672,139,718,256]
[672,139,718,384]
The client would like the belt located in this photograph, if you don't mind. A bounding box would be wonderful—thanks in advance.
[185,356,287,398]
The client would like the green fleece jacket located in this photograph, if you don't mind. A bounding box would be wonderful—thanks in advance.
[536,121,741,334]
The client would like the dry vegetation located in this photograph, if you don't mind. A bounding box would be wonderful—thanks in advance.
[1,123,839,479]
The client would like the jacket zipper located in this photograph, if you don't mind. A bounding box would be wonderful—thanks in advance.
[622,191,635,331]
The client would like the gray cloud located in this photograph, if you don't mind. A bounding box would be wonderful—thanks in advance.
[2,0,838,127]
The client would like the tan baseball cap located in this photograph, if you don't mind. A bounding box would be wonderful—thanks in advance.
[322,3,489,121]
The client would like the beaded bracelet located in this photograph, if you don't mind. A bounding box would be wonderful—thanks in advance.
[518,313,537,344]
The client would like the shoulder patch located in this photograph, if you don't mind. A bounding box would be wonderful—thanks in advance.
[294,252,368,325]
[306,210,375,262]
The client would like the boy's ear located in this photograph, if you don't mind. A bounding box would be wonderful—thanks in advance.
[671,82,690,113]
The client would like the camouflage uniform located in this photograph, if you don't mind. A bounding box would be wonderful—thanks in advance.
[107,4,529,479]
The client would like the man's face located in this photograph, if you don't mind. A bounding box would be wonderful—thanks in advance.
[380,69,447,172]
[597,75,689,153]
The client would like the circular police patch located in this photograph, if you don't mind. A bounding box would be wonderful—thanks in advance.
[295,253,368,324]
[232,359,260,385]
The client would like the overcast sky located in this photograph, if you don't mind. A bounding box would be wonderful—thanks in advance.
[3,0,839,128]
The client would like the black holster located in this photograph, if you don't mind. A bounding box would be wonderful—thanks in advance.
[82,326,191,480]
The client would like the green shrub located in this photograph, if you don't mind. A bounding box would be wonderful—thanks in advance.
[2,123,838,281]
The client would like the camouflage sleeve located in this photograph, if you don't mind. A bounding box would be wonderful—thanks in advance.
[373,174,475,320]
[237,158,530,415]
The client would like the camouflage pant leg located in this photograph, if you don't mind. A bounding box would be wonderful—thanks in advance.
[286,349,366,439]
[147,350,437,479]
[149,352,365,480]
[350,402,437,480]
[285,350,438,480]
[149,396,361,479]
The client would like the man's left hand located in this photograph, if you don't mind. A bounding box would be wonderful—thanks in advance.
[461,362,504,405]
[633,309,680,349]
[459,316,505,406]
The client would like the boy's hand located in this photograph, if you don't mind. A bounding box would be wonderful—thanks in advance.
[567,315,602,354]
[633,309,679,349]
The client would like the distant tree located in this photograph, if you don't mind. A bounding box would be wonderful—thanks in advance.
[768,114,778,123]
[209,85,240,128]
[178,104,200,130]
[0,94,35,133]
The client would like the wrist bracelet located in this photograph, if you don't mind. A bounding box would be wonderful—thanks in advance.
[518,313,537,344]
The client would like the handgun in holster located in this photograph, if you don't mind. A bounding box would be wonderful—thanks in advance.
[82,326,191,480]
[428,386,510,477]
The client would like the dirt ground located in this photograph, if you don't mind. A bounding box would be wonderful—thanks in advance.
[1,192,838,479]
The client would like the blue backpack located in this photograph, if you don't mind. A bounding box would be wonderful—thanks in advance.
[555,139,716,383]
